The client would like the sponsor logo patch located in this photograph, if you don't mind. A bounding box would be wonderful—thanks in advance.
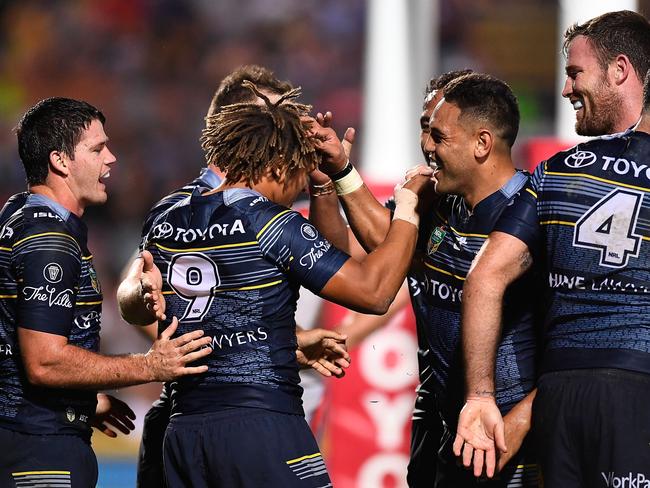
[66,407,76,422]
[300,223,318,241]
[299,241,331,270]
[43,262,63,284]
[23,285,73,308]
[74,311,100,330]
[564,150,597,169]
[88,265,101,293]
[152,222,174,240]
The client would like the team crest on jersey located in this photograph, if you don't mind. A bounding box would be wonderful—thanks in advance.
[43,263,63,284]
[66,407,76,422]
[427,226,447,256]
[88,265,101,293]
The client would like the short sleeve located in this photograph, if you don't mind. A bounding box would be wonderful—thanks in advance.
[493,182,541,256]
[14,232,81,336]
[256,208,350,293]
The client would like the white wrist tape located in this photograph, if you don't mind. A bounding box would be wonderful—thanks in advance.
[334,166,364,195]
[392,187,419,227]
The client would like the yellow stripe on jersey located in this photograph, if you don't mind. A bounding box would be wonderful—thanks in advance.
[215,280,283,292]
[82,255,93,260]
[256,209,293,239]
[152,241,257,253]
[12,471,71,476]
[540,220,575,227]
[0,246,10,251]
[13,231,79,248]
[424,261,466,281]
[0,295,17,299]
[526,188,537,198]
[76,300,102,305]
[545,170,650,193]
[448,227,488,238]
[286,452,322,465]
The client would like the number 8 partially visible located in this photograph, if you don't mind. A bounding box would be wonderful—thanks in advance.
[168,253,219,322]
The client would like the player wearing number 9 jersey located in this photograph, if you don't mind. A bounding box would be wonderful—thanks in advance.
[143,83,431,487]
[456,93,650,486]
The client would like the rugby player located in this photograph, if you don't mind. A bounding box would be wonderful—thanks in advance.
[312,73,540,487]
[141,82,428,486]
[117,65,352,488]
[453,11,650,487]
[0,98,212,487]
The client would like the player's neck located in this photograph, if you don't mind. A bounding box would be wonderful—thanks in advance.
[462,159,516,211]
[635,111,650,135]
[219,178,293,207]
[30,183,84,217]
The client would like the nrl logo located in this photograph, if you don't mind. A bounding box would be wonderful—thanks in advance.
[88,265,101,294]
[66,407,76,422]
[427,226,447,256]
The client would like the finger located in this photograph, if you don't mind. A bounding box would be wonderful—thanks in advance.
[495,423,508,454]
[140,250,155,272]
[310,361,332,378]
[473,448,486,478]
[181,337,212,355]
[316,112,324,125]
[172,328,207,347]
[177,365,209,376]
[181,345,213,364]
[319,330,348,342]
[323,111,333,126]
[126,255,145,279]
[103,416,134,435]
[97,425,117,438]
[485,448,496,478]
[462,442,474,468]
[453,433,465,457]
[333,357,351,369]
[108,397,137,420]
[159,316,179,340]
[342,127,355,158]
[317,358,343,376]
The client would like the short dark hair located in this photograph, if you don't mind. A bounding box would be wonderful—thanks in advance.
[201,82,319,187]
[643,69,650,113]
[424,69,474,105]
[207,65,293,116]
[16,97,105,186]
[563,11,650,80]
[442,73,520,148]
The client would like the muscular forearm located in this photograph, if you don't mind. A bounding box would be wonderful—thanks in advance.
[309,190,351,253]
[24,343,154,389]
[339,185,392,252]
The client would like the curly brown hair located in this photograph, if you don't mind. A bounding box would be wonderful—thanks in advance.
[201,82,321,187]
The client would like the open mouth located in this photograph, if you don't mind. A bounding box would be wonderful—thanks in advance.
[571,99,584,111]
[100,171,111,181]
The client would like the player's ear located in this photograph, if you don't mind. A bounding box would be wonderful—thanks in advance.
[612,54,631,86]
[475,129,492,159]
[49,150,70,176]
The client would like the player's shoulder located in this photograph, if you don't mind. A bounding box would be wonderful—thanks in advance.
[544,129,632,171]
[14,195,82,245]
[225,188,301,227]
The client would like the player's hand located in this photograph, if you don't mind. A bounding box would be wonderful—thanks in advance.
[140,250,166,321]
[92,393,136,438]
[303,117,347,175]
[145,317,212,381]
[496,390,535,472]
[405,164,435,181]
[453,396,507,479]
[316,111,355,160]
[296,328,350,378]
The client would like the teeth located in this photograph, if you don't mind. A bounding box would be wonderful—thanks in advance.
[100,171,110,180]
[427,154,438,170]
[572,100,584,110]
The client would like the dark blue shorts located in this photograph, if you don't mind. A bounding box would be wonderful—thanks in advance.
[407,395,443,487]
[163,408,332,488]
[137,385,171,488]
[0,427,97,488]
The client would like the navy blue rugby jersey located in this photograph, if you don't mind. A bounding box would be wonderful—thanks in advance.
[140,167,221,241]
[0,194,102,437]
[406,171,539,425]
[143,188,350,417]
[496,131,650,375]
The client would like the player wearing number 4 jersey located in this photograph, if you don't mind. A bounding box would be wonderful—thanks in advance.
[143,83,431,487]
[455,77,650,488]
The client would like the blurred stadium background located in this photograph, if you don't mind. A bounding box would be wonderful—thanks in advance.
[1,1,649,486]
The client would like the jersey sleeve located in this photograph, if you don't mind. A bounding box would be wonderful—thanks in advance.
[13,230,81,336]
[256,207,350,293]
[493,167,542,255]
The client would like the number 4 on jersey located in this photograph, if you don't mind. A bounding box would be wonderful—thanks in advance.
[573,188,643,268]
[168,253,219,321]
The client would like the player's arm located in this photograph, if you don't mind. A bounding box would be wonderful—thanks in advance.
[117,250,165,327]
[19,317,212,389]
[336,281,410,349]
[318,177,428,314]
[306,120,392,252]
[452,231,533,478]
[497,388,536,472]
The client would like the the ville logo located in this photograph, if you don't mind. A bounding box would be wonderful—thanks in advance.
[601,471,650,488]
[43,263,63,284]
[564,150,597,169]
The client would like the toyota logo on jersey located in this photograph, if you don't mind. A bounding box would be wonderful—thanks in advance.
[564,150,597,169]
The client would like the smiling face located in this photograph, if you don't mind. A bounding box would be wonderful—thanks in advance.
[562,35,625,136]
[64,119,116,209]
[425,99,476,195]
[420,90,444,163]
